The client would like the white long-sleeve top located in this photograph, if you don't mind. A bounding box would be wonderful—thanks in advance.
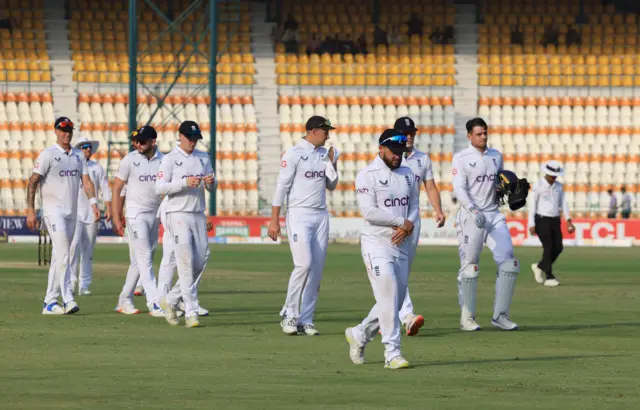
[155,146,215,214]
[355,155,419,258]
[527,177,571,227]
[451,145,503,213]
[272,138,338,210]
[115,148,163,218]
[402,148,434,186]
[32,144,88,220]
[77,159,111,224]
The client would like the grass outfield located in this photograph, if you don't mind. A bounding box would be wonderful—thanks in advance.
[0,243,638,409]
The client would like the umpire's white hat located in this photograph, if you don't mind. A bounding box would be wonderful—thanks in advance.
[541,160,564,177]
[74,136,99,152]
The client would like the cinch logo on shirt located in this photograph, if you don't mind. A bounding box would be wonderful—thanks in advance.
[59,169,80,177]
[384,195,409,207]
[475,174,498,183]
[305,170,325,179]
[356,188,369,194]
[138,174,157,182]
[181,174,206,179]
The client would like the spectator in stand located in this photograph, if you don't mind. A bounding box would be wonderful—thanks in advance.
[429,26,444,44]
[406,12,423,37]
[620,186,633,219]
[374,25,388,47]
[565,24,581,46]
[541,24,559,47]
[357,33,368,54]
[510,25,524,46]
[0,9,13,33]
[306,33,321,55]
[283,13,298,32]
[388,25,404,45]
[607,188,617,219]
[281,27,299,54]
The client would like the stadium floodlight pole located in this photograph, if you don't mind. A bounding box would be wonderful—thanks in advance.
[128,0,138,152]
[209,0,217,216]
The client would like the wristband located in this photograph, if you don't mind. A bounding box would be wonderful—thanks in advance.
[89,198,98,206]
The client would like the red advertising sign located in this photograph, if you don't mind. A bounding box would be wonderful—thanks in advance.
[507,218,640,245]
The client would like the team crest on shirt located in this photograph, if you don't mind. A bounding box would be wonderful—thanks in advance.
[293,233,298,242]
[417,159,422,167]
[301,156,308,161]
[51,224,56,232]
[374,266,380,276]
[133,161,140,167]
[175,161,183,167]
[492,158,498,167]
[379,179,388,186]
[199,158,205,167]
[404,175,411,187]
[54,157,61,162]
[75,154,80,162]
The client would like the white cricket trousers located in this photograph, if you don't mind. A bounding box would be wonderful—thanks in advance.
[279,207,329,325]
[353,251,409,362]
[69,221,98,290]
[42,215,76,305]
[158,224,207,306]
[118,211,159,307]
[166,211,208,319]
[455,209,514,271]
[398,221,420,322]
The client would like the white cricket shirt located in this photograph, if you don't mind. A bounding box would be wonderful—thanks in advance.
[527,177,571,227]
[402,148,434,186]
[32,143,88,220]
[77,159,112,224]
[155,146,214,214]
[621,193,632,212]
[355,155,419,258]
[272,138,339,210]
[115,148,163,218]
[452,145,503,213]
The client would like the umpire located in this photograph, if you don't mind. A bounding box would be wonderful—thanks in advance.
[528,160,575,287]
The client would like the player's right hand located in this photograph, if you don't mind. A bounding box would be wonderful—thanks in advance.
[472,210,485,229]
[186,176,201,187]
[267,220,280,241]
[401,219,414,235]
[391,227,409,245]
[26,208,38,231]
[529,226,536,236]
[113,218,125,237]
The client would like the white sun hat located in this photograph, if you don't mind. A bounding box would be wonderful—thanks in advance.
[74,136,99,152]
[541,160,564,177]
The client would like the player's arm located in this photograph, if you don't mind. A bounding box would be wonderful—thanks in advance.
[202,156,217,192]
[98,165,112,221]
[423,156,445,225]
[80,162,100,222]
[356,172,406,228]
[407,173,420,226]
[268,150,298,240]
[527,184,538,230]
[324,146,339,191]
[26,152,52,231]
[451,154,478,212]
[155,156,187,195]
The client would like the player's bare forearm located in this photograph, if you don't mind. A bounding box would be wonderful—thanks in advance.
[111,179,125,215]
[425,179,443,214]
[270,206,281,222]
[82,175,96,199]
[27,173,42,210]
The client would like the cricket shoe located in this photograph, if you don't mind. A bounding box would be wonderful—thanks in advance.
[185,316,200,328]
[404,313,425,336]
[64,301,80,314]
[544,278,560,287]
[78,288,92,296]
[159,298,180,325]
[297,323,320,336]
[280,318,298,335]
[492,314,519,331]
[115,300,140,315]
[460,317,481,332]
[148,303,165,318]
[134,286,145,296]
[345,327,365,365]
[531,263,545,284]
[384,356,410,369]
[178,301,209,316]
[42,301,65,315]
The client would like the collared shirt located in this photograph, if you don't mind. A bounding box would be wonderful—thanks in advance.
[527,177,571,227]
[355,155,419,258]
[32,143,88,220]
[621,193,632,212]
[402,148,434,186]
[77,159,111,224]
[272,138,338,210]
[115,148,163,218]
[609,195,618,212]
[155,146,214,214]
[452,145,503,213]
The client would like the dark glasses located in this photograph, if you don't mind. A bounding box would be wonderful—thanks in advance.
[80,143,92,150]
[56,120,74,129]
[379,135,408,146]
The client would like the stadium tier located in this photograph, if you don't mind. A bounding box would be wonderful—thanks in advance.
[278,95,456,217]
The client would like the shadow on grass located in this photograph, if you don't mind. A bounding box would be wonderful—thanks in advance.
[521,322,640,332]
[198,290,282,295]
[409,354,623,368]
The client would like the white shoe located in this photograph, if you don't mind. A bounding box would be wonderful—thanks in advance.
[492,314,519,330]
[178,301,209,316]
[280,318,298,335]
[78,288,92,296]
[544,278,560,287]
[345,327,365,365]
[115,300,140,315]
[297,323,320,336]
[185,316,200,328]
[531,263,545,284]
[148,303,166,317]
[64,301,80,315]
[460,317,481,331]
[385,356,410,369]
[134,286,145,296]
[403,313,425,336]
[42,301,65,315]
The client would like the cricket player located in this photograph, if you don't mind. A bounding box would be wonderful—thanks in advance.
[26,117,100,315]
[393,117,446,336]
[529,160,575,287]
[69,136,112,295]
[345,129,419,369]
[111,126,164,317]
[156,120,216,328]
[452,117,522,332]
[157,195,211,317]
[267,115,339,336]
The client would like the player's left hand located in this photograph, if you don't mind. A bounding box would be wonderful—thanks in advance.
[391,228,409,245]
[435,212,446,228]
[104,208,111,222]
[567,221,575,234]
[91,204,100,222]
[203,173,215,185]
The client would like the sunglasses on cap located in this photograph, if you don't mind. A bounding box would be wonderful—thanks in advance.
[79,143,92,150]
[57,120,74,129]
[379,134,408,146]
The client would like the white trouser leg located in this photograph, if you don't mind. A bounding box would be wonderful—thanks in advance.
[68,220,84,287]
[299,211,329,325]
[125,212,159,307]
[398,224,420,322]
[119,241,140,303]
[279,208,314,320]
[355,253,409,363]
[485,213,519,318]
[169,212,206,318]
[455,209,487,320]
[158,228,176,298]
[167,246,209,306]
[43,216,76,304]
[79,222,97,289]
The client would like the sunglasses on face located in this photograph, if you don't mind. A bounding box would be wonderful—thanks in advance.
[379,134,408,146]
[80,144,92,150]
[57,120,74,129]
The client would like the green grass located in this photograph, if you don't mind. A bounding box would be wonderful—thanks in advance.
[0,243,638,409]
